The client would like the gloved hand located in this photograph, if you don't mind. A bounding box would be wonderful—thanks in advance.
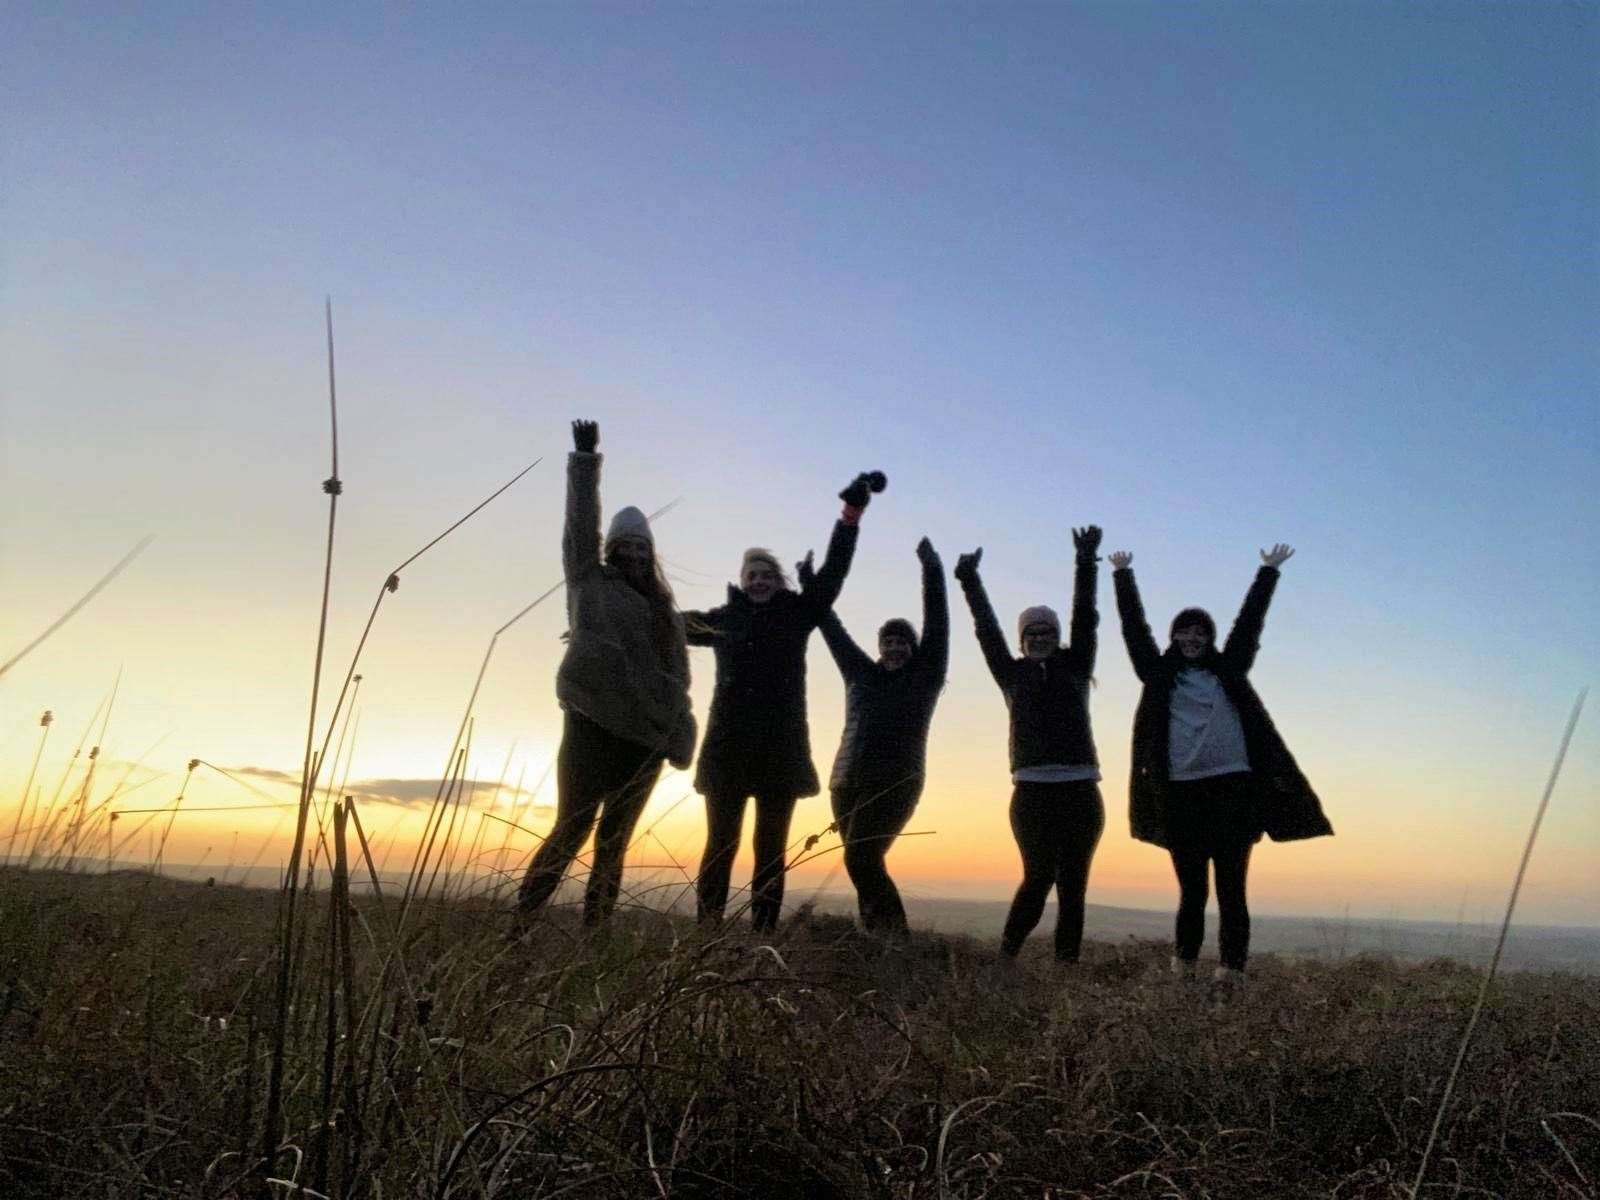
[796,550,816,590]
[953,547,983,585]
[572,420,599,453]
[916,536,941,569]
[1072,525,1103,560]
[839,470,887,509]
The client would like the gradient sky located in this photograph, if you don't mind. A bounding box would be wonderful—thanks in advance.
[3,3,1596,926]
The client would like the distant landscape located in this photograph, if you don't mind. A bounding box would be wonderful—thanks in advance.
[126,859,1600,974]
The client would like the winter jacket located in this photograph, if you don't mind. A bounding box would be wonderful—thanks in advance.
[961,555,1100,774]
[554,451,697,768]
[1113,565,1333,849]
[819,550,949,796]
[684,519,859,798]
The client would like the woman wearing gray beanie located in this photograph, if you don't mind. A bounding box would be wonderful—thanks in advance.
[517,419,697,926]
[955,526,1104,964]
[1109,544,1333,984]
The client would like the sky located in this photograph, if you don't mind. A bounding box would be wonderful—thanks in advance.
[2,2,1596,927]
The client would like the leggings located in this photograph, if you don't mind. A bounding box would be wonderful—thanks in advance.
[832,775,923,937]
[697,791,799,932]
[517,710,663,925]
[1166,772,1257,970]
[1001,780,1104,961]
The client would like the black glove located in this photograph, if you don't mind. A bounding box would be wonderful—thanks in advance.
[796,550,816,590]
[953,547,983,585]
[572,420,599,454]
[916,536,941,568]
[839,470,887,509]
[1072,525,1102,560]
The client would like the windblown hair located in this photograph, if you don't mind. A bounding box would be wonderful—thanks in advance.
[605,544,685,669]
[740,548,794,592]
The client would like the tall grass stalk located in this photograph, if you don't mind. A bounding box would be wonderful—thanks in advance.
[1410,686,1588,1198]
[0,534,153,678]
[6,710,52,864]
[262,298,345,1183]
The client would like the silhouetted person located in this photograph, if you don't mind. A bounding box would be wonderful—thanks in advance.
[1109,543,1333,983]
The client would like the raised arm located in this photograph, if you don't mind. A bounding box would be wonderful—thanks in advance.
[799,470,882,614]
[1109,553,1162,682]
[917,537,950,685]
[1221,544,1292,674]
[562,420,602,581]
[1065,526,1101,676]
[954,549,1013,689]
[816,610,875,682]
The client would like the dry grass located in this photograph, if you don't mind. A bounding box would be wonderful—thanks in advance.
[0,866,1595,1199]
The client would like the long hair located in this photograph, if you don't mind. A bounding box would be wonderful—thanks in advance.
[607,542,684,669]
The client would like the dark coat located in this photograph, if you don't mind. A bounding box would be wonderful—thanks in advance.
[684,520,858,799]
[960,555,1100,773]
[819,550,949,796]
[1113,565,1333,849]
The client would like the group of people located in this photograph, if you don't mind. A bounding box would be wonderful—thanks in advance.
[517,420,1333,980]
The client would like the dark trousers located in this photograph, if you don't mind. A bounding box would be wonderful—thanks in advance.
[697,791,799,932]
[1166,772,1257,970]
[517,710,663,925]
[832,775,923,937]
[1001,780,1104,961]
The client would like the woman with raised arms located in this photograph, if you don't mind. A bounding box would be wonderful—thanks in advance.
[1108,543,1333,983]
[812,535,949,938]
[517,420,697,926]
[954,525,1104,965]
[684,471,885,933]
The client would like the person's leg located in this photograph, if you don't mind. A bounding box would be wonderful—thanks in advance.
[749,792,799,932]
[518,712,605,914]
[1000,783,1057,957]
[842,778,920,936]
[1168,842,1211,964]
[696,791,747,923]
[1051,783,1105,962]
[1212,839,1254,971]
[582,749,664,926]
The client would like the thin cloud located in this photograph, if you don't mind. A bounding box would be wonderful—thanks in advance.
[217,765,552,811]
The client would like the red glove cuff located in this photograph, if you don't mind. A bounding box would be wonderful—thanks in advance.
[840,503,864,526]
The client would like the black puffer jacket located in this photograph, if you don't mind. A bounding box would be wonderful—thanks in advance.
[961,555,1099,773]
[819,550,949,796]
[1113,565,1333,849]
[685,520,858,799]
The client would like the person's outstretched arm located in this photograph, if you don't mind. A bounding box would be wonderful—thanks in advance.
[799,471,882,614]
[954,548,1013,689]
[1066,525,1101,676]
[1109,551,1162,682]
[563,420,602,582]
[917,537,950,685]
[1222,543,1292,674]
[815,609,874,683]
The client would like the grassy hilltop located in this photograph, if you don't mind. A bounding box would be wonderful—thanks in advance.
[1,867,1595,1198]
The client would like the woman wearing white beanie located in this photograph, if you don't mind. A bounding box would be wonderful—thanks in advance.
[954,526,1104,964]
[517,419,696,926]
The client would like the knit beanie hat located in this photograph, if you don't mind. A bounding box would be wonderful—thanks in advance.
[1017,604,1061,645]
[604,506,653,551]
[878,617,918,648]
[1169,607,1216,643]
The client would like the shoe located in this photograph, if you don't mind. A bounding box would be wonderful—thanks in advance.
[1169,955,1197,979]
[1211,966,1246,986]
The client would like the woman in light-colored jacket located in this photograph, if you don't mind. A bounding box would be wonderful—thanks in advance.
[517,419,696,925]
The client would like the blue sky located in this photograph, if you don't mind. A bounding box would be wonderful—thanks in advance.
[3,3,1595,923]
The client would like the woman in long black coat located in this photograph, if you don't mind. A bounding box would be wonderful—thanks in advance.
[1109,543,1333,982]
[684,472,882,932]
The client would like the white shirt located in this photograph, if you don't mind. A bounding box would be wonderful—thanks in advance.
[1168,667,1250,781]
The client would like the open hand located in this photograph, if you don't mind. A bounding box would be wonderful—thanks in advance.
[1072,525,1103,557]
[916,536,941,567]
[1109,551,1132,570]
[1260,543,1295,569]
[796,550,816,589]
[571,420,599,453]
[953,547,983,584]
